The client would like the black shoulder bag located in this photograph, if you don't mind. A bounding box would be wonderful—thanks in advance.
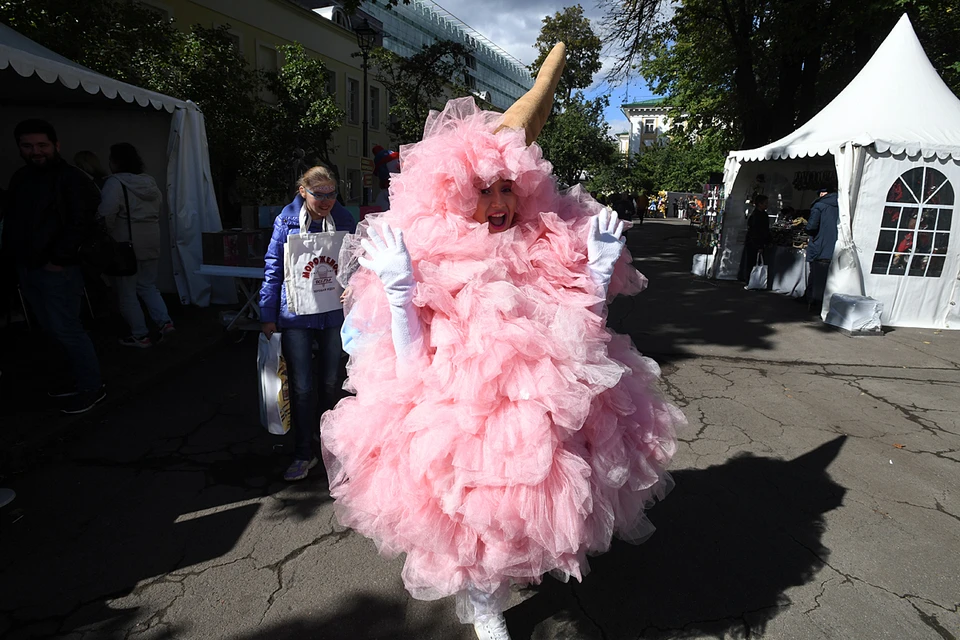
[78,179,137,276]
[104,184,138,276]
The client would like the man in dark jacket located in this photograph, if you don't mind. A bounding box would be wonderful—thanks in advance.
[4,119,104,414]
[806,187,840,307]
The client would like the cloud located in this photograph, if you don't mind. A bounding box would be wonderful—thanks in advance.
[431,0,661,132]
[607,117,631,138]
[433,0,608,66]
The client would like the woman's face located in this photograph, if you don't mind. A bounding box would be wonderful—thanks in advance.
[300,181,337,218]
[473,178,517,232]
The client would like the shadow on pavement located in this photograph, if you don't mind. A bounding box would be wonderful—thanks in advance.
[614,221,818,364]
[0,342,333,638]
[230,594,453,640]
[509,437,848,639]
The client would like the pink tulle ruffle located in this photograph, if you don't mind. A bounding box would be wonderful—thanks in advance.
[321,98,682,601]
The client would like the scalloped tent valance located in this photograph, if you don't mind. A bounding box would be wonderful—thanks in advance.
[0,22,192,114]
[730,15,960,163]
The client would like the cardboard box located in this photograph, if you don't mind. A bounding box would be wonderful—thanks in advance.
[202,229,271,267]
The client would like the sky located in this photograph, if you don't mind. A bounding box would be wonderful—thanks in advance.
[428,0,662,137]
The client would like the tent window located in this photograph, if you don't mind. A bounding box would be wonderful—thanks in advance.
[872,167,953,278]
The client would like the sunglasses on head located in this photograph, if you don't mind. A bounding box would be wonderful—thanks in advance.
[305,187,337,201]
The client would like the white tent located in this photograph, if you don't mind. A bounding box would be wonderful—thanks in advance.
[718,14,960,329]
[0,23,231,306]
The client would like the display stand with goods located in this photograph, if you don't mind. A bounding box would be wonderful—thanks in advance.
[691,183,725,278]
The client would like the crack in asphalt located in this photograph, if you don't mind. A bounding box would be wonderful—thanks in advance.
[787,532,959,637]
[568,584,608,640]
[908,600,958,640]
[258,518,353,625]
[801,576,839,615]
[122,581,186,640]
[641,352,960,372]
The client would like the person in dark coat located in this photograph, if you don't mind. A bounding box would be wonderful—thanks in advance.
[806,187,840,306]
[4,119,104,414]
[738,194,772,284]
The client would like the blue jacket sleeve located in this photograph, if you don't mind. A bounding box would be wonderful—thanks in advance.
[259,216,288,324]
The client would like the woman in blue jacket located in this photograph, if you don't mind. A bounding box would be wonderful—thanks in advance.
[260,166,357,481]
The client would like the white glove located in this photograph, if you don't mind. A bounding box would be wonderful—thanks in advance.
[587,207,626,296]
[358,223,422,363]
[359,223,415,307]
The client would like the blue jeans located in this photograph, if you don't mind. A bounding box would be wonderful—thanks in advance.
[281,326,342,461]
[113,259,171,337]
[18,265,102,391]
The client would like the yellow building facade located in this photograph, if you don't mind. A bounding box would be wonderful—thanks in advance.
[142,0,392,206]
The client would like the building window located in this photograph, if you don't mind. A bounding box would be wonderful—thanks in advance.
[257,43,279,103]
[347,78,360,125]
[370,86,381,130]
[644,119,654,134]
[326,70,337,102]
[222,30,241,55]
[388,90,398,129]
[347,168,363,203]
[871,167,953,277]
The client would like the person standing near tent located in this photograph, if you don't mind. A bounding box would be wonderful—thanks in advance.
[738,194,772,284]
[806,187,840,306]
[259,166,357,482]
[99,143,174,348]
[3,119,105,414]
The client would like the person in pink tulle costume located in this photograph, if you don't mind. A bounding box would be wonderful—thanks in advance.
[321,45,683,640]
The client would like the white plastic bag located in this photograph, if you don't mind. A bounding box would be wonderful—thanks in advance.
[691,253,714,277]
[284,230,347,315]
[258,333,291,435]
[746,253,768,290]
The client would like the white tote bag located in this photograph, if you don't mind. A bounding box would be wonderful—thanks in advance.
[746,252,769,290]
[283,211,347,315]
[257,333,291,435]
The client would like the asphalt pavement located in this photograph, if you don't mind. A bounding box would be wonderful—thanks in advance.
[1,219,957,640]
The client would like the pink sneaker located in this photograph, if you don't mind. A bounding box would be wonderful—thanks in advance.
[159,321,176,336]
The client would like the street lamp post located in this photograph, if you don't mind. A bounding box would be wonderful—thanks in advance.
[355,19,377,207]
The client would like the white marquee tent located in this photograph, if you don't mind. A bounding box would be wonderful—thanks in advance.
[0,23,232,306]
[717,15,960,329]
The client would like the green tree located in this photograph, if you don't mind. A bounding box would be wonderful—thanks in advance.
[600,0,960,149]
[143,25,262,207]
[530,5,602,103]
[632,136,726,193]
[538,92,618,187]
[248,43,345,203]
[369,40,472,144]
[0,0,177,86]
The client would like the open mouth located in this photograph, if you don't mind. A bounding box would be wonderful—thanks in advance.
[488,213,508,230]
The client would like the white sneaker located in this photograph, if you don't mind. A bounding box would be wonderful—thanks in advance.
[474,613,511,640]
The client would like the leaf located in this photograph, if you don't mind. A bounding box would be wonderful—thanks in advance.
[893,443,905,449]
